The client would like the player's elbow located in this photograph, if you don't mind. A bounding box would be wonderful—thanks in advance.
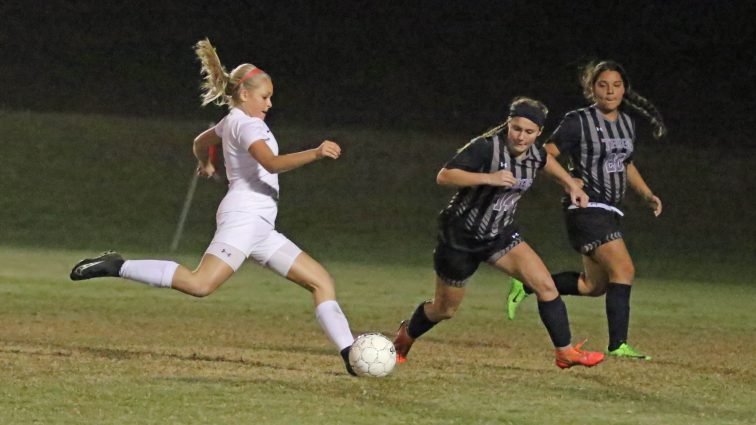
[192,136,204,151]
[436,169,453,186]
[260,163,278,174]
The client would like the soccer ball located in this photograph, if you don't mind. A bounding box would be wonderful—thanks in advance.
[348,333,397,377]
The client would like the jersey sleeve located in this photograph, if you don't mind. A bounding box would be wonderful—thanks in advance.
[213,118,224,137]
[444,137,492,172]
[547,112,581,155]
[535,144,548,170]
[237,119,270,151]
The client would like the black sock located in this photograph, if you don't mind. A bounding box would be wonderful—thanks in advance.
[523,272,581,295]
[606,283,632,351]
[523,282,534,294]
[407,301,438,339]
[551,271,581,295]
[537,296,571,348]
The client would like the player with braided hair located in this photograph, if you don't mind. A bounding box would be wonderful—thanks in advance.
[70,38,358,375]
[507,60,665,361]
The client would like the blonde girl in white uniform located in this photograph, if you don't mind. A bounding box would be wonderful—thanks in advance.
[70,38,357,375]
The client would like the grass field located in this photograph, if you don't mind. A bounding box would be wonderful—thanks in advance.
[1,246,755,424]
[2,110,755,423]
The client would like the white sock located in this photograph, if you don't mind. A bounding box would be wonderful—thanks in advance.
[119,260,179,288]
[315,300,355,351]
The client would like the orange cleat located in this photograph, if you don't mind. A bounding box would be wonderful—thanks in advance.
[555,340,605,369]
[393,320,415,364]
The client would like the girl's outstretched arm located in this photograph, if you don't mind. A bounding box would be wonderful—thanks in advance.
[249,139,340,174]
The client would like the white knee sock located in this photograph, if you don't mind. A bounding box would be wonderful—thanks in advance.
[315,300,355,351]
[119,260,179,288]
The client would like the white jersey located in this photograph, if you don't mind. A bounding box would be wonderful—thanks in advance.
[213,108,279,217]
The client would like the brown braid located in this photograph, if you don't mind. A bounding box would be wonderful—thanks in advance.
[581,60,666,140]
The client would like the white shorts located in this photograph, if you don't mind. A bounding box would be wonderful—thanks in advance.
[205,211,302,276]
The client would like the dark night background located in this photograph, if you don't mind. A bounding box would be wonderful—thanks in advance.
[3,0,755,146]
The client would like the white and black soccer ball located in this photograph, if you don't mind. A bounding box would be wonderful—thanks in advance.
[348,333,397,377]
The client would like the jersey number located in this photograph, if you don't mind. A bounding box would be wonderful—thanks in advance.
[493,195,518,212]
[604,153,627,173]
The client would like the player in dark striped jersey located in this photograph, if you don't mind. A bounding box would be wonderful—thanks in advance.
[507,61,665,361]
[393,97,605,369]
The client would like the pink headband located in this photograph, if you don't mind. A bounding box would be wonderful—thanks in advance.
[236,67,265,89]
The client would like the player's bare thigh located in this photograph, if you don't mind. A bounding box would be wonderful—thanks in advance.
[171,253,235,297]
[582,238,635,294]
[490,242,558,301]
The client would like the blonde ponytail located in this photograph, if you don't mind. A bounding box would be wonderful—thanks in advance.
[194,38,231,106]
[194,38,270,108]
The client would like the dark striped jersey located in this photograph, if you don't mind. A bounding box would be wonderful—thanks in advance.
[548,105,635,207]
[438,131,547,252]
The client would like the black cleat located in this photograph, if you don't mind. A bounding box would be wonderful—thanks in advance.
[70,250,125,281]
[340,346,357,376]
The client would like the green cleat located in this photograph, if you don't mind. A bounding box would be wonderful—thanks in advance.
[507,278,529,320]
[607,343,652,360]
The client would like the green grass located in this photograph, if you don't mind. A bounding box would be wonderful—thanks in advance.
[1,246,755,424]
[1,110,755,422]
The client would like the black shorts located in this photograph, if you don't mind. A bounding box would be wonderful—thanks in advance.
[565,207,623,254]
[433,225,523,287]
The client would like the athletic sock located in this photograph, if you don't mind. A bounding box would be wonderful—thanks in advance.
[119,260,179,288]
[606,282,632,351]
[523,281,534,294]
[315,300,355,351]
[537,296,572,348]
[406,301,438,339]
[551,271,581,295]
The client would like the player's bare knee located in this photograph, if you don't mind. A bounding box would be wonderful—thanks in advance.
[609,262,635,283]
[305,275,336,297]
[184,275,218,298]
[528,277,558,299]
[624,263,636,282]
[188,282,215,298]
[532,286,559,300]
[313,274,336,291]
[586,286,607,297]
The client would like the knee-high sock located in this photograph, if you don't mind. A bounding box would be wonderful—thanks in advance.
[552,271,581,295]
[523,272,580,296]
[119,260,178,288]
[407,301,438,339]
[606,282,632,351]
[538,296,572,348]
[315,300,355,351]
